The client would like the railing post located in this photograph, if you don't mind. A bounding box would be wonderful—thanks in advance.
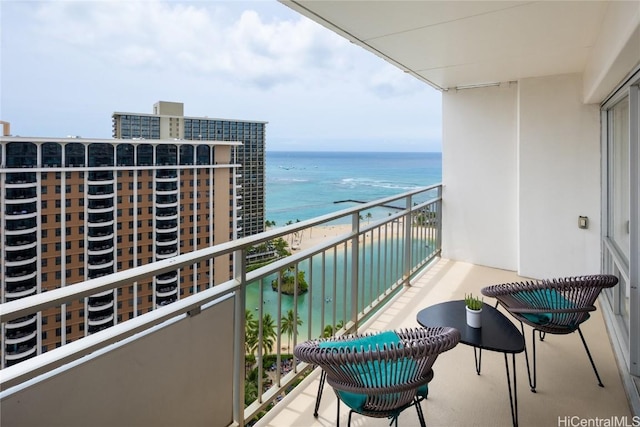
[436,186,443,254]
[233,248,246,427]
[404,195,413,287]
[351,212,360,331]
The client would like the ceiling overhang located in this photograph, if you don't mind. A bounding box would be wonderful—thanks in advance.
[280,1,611,92]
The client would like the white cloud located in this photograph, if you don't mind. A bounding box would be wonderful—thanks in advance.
[3,0,442,151]
[33,1,354,89]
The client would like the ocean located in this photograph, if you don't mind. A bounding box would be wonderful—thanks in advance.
[265,151,442,226]
[246,151,442,339]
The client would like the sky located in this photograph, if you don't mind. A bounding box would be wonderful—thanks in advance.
[1,0,442,152]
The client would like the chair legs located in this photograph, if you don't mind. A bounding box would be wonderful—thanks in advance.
[314,370,326,417]
[336,394,427,427]
[577,327,605,387]
[414,396,427,427]
[520,322,604,392]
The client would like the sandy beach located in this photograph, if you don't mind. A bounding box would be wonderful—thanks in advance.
[282,219,405,253]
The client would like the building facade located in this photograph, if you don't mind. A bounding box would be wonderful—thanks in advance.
[0,136,239,367]
[112,101,267,238]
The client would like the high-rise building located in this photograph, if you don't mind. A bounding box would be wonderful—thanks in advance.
[112,101,267,238]
[0,136,239,367]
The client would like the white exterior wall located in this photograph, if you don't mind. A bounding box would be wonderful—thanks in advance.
[442,83,518,271]
[518,73,601,278]
[442,74,602,279]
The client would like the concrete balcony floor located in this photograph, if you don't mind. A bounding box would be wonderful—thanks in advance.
[257,258,633,427]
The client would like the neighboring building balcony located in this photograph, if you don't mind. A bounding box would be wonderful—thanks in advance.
[156,234,178,245]
[88,171,114,183]
[156,295,177,307]
[87,192,114,200]
[156,272,178,285]
[156,285,178,298]
[89,289,114,299]
[87,205,114,214]
[88,267,114,279]
[87,316,114,330]
[5,218,37,234]
[156,250,178,260]
[156,239,178,248]
[88,259,115,270]
[0,185,632,426]
[5,201,37,216]
[87,233,114,243]
[4,278,37,300]
[156,201,178,209]
[4,342,37,362]
[5,265,37,281]
[5,187,37,200]
[87,300,114,312]
[5,233,37,248]
[156,212,178,221]
[155,171,178,180]
[5,328,37,346]
[5,251,38,267]
[156,182,178,192]
[88,218,114,227]
[88,246,114,256]
[4,286,37,300]
[5,172,37,185]
[156,221,178,232]
[88,199,114,210]
[87,225,114,238]
[4,315,37,330]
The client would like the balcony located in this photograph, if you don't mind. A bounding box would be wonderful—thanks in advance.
[0,186,633,426]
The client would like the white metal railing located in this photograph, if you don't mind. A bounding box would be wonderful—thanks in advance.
[0,185,442,426]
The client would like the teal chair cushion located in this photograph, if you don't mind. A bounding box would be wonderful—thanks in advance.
[319,331,428,411]
[514,288,587,329]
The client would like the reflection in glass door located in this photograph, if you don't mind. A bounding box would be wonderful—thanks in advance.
[602,74,639,377]
[607,95,630,327]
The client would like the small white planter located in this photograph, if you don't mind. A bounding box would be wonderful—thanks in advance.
[466,306,482,328]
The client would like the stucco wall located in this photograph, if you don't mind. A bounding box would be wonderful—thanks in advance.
[441,83,518,271]
[518,73,601,278]
[442,73,602,279]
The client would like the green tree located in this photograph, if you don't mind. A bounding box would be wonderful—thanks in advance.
[260,313,277,354]
[245,310,258,355]
[271,267,308,295]
[322,320,345,338]
[366,212,372,223]
[281,309,303,351]
[273,238,290,257]
[322,324,334,338]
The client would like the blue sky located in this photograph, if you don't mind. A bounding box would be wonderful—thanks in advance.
[1,0,442,152]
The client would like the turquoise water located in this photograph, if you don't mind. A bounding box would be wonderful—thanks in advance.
[249,151,442,340]
[266,151,442,226]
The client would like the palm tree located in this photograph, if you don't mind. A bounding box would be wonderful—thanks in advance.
[281,309,303,351]
[260,313,277,354]
[322,320,345,338]
[322,324,334,338]
[366,212,372,223]
[273,238,289,257]
[245,310,258,355]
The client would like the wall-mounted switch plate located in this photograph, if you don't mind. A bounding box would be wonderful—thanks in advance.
[578,216,588,229]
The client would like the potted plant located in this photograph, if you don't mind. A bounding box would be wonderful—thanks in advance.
[465,293,483,328]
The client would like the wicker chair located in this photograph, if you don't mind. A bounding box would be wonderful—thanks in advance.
[481,274,618,392]
[294,327,460,427]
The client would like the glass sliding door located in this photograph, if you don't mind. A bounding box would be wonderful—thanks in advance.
[602,71,639,376]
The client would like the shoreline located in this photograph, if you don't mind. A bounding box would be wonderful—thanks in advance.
[282,219,405,253]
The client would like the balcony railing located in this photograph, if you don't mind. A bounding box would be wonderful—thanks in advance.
[0,185,441,426]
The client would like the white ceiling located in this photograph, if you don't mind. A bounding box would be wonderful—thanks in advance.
[281,1,611,91]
